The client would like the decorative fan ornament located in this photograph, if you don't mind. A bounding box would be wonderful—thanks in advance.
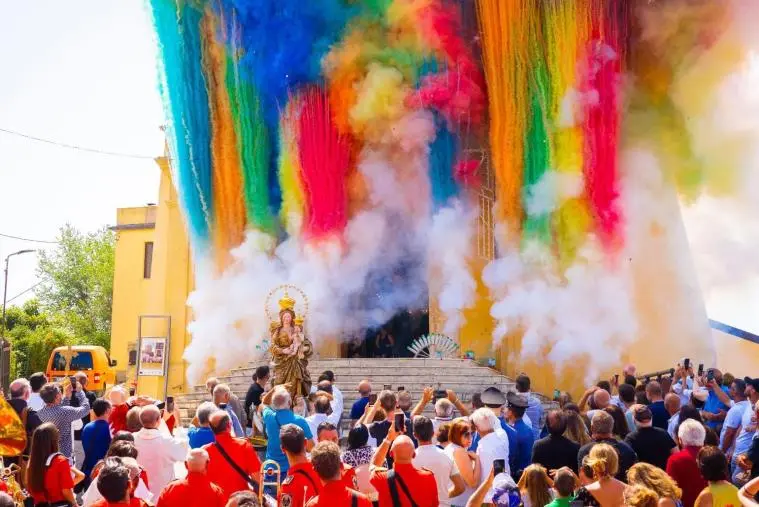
[407,333,460,359]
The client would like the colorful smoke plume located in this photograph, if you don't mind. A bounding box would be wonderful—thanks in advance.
[148,0,759,383]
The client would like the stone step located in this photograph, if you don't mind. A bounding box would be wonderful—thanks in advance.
[175,358,545,428]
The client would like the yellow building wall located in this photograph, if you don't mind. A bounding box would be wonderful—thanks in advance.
[109,158,193,399]
[714,328,759,376]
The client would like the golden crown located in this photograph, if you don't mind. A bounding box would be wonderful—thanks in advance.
[294,316,304,326]
[278,294,296,311]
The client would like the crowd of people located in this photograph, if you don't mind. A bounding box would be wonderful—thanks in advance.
[3,361,759,506]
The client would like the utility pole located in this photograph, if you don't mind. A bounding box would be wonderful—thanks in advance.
[1,249,36,390]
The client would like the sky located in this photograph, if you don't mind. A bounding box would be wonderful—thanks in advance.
[0,2,756,335]
[0,2,163,307]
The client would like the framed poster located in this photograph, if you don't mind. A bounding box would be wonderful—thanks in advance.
[138,337,167,376]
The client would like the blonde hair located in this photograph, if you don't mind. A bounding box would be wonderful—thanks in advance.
[564,411,592,446]
[624,485,660,507]
[519,464,553,507]
[586,443,619,479]
[627,462,682,501]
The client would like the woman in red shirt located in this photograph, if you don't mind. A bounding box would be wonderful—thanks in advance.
[26,422,84,506]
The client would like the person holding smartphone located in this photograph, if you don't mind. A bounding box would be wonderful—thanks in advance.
[370,419,439,506]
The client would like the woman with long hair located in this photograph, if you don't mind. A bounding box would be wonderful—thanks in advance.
[27,423,83,506]
[564,410,592,446]
[604,405,630,440]
[573,443,626,506]
[518,464,554,507]
[445,417,481,507]
[627,462,683,507]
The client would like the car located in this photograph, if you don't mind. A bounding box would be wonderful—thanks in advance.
[46,345,117,393]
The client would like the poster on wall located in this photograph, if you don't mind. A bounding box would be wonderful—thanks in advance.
[138,337,167,376]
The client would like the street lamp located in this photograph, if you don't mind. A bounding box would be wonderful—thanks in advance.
[1,249,37,389]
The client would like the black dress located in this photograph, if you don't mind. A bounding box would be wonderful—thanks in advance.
[573,487,601,506]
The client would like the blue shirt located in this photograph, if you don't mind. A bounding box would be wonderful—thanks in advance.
[704,387,730,429]
[350,397,370,419]
[525,394,544,439]
[510,418,535,476]
[263,407,313,473]
[470,416,518,475]
[81,419,111,477]
[649,401,670,431]
[221,404,244,437]
[188,426,215,449]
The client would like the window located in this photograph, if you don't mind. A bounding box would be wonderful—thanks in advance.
[69,352,94,370]
[143,241,154,279]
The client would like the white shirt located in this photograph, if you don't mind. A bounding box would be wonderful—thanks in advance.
[133,428,188,495]
[668,413,680,441]
[477,431,511,502]
[431,417,453,444]
[306,411,340,439]
[83,476,152,507]
[672,377,695,406]
[413,444,460,507]
[28,393,44,411]
[721,400,750,450]
[445,444,474,507]
[332,385,344,417]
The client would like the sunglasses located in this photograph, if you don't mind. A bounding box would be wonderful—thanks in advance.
[462,431,472,437]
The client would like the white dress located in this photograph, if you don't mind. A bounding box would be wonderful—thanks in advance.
[445,443,475,507]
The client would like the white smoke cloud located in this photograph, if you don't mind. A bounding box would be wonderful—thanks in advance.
[427,201,477,340]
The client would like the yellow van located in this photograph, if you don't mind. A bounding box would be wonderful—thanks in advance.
[46,345,117,392]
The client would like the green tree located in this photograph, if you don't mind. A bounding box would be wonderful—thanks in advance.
[4,299,73,378]
[36,225,115,348]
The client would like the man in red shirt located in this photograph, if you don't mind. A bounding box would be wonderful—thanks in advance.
[315,422,358,491]
[203,410,261,501]
[371,433,439,507]
[156,448,225,507]
[306,442,371,507]
[280,424,321,506]
[667,419,707,507]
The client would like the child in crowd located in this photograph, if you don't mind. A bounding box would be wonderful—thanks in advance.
[546,468,576,507]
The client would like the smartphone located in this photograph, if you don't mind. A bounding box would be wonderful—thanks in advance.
[657,374,662,383]
[707,369,715,382]
[434,389,447,400]
[553,389,561,400]
[369,393,378,404]
[394,412,405,433]
[383,384,392,391]
[397,386,405,392]
[614,374,619,384]
[166,396,174,413]
[698,363,704,377]
[69,376,77,390]
[493,459,505,476]
[129,387,136,396]
[684,358,690,370]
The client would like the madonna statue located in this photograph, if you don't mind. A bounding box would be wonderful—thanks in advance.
[269,294,312,398]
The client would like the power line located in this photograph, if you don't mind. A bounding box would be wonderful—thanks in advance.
[5,282,43,305]
[0,127,158,160]
[0,232,58,244]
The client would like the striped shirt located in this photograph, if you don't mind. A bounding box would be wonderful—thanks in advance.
[38,391,91,460]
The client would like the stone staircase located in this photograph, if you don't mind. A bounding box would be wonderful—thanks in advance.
[176,358,533,429]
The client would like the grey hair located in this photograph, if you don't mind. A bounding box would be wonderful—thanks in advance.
[9,378,30,399]
[272,386,292,410]
[212,383,231,402]
[471,407,498,432]
[678,418,706,447]
[435,398,454,419]
[196,401,217,426]
[590,411,614,435]
[120,457,142,480]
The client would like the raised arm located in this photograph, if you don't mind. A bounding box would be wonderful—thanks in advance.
[411,387,434,418]
[448,390,470,417]
[578,386,598,413]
